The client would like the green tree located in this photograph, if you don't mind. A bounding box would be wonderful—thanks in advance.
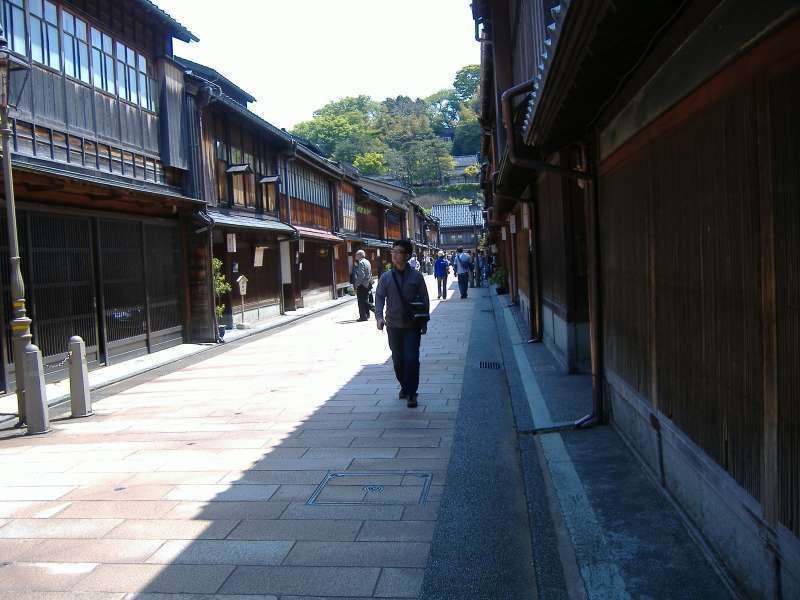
[463,164,480,178]
[424,89,459,136]
[353,152,387,176]
[452,104,481,155]
[453,64,480,104]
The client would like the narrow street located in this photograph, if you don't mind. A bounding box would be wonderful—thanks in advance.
[0,277,536,598]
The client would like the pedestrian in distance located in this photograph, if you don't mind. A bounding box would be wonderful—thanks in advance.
[350,249,373,322]
[453,246,472,299]
[434,250,450,300]
[375,239,430,408]
[409,253,420,271]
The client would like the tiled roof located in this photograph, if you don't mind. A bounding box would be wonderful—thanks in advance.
[140,1,198,42]
[431,203,485,228]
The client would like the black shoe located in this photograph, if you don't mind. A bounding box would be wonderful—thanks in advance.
[357,317,368,322]
[407,394,418,408]
[399,390,408,400]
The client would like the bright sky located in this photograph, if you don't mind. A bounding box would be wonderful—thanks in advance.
[156,0,480,130]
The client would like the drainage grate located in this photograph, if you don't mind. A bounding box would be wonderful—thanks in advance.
[480,361,502,370]
[307,472,433,505]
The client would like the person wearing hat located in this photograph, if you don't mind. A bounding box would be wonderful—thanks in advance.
[434,250,450,300]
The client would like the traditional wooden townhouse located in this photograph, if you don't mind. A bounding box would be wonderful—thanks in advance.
[430,203,483,253]
[473,1,800,596]
[178,57,295,329]
[424,212,440,251]
[0,0,217,389]
[358,175,413,241]
[280,141,343,309]
[331,172,358,295]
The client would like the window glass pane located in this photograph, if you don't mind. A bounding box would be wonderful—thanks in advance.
[110,147,122,172]
[122,151,134,176]
[29,0,42,17]
[138,54,146,72]
[91,47,103,89]
[102,33,112,54]
[62,11,74,34]
[91,27,101,48]
[75,17,86,41]
[78,42,89,82]
[15,121,33,155]
[155,161,164,184]
[52,131,67,162]
[30,20,43,63]
[145,158,155,181]
[47,23,59,69]
[44,0,56,24]
[134,154,145,179]
[10,5,26,54]
[128,66,137,103]
[69,135,82,164]
[138,72,147,108]
[83,140,97,168]
[115,41,124,58]
[35,126,51,158]
[63,33,75,76]
[104,55,115,93]
[126,47,135,65]
[116,59,125,98]
[98,144,110,171]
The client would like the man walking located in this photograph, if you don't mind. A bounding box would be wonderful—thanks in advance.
[375,239,430,408]
[454,246,472,299]
[434,250,450,300]
[351,249,372,322]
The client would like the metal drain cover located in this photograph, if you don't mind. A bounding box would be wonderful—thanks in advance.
[480,361,502,370]
[307,472,433,505]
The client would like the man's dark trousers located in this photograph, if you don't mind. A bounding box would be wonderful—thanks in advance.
[457,272,469,298]
[437,276,448,299]
[387,326,422,395]
[356,285,370,320]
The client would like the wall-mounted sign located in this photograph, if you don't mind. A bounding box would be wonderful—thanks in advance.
[509,215,517,235]
[298,239,305,253]
[226,233,237,253]
[501,227,507,241]
[346,242,352,252]
[232,261,239,274]
[334,246,340,260]
[522,204,530,230]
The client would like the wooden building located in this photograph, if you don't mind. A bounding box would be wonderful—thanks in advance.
[473,1,800,596]
[430,203,484,252]
[0,0,215,388]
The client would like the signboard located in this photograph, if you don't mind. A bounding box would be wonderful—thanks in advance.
[334,246,340,260]
[346,242,352,252]
[522,204,530,230]
[254,247,265,267]
[501,227,507,241]
[226,233,237,253]
[509,214,517,235]
[236,274,248,296]
[298,239,305,253]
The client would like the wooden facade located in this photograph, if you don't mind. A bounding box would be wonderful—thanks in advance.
[474,0,800,596]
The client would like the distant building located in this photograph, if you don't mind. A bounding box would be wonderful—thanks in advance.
[431,203,484,251]
[446,155,480,184]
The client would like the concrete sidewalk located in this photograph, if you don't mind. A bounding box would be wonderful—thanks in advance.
[0,294,356,428]
[492,289,733,600]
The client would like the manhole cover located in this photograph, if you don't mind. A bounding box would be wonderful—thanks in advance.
[480,361,502,370]
[307,472,433,505]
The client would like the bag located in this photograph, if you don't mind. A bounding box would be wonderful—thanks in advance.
[390,269,429,330]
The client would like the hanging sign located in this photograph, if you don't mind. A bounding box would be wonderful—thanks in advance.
[522,204,530,229]
[334,246,340,260]
[501,227,507,241]
[509,215,517,234]
[226,233,237,253]
[254,247,265,267]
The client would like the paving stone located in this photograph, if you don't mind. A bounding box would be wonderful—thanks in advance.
[267,485,319,502]
[227,519,362,542]
[0,487,75,501]
[146,540,293,565]
[349,437,440,448]
[374,568,426,598]
[62,486,174,501]
[73,564,234,594]
[0,519,123,539]
[281,503,403,521]
[219,566,380,596]
[0,539,42,561]
[122,472,229,486]
[123,594,275,600]
[284,541,429,568]
[301,448,398,460]
[104,520,238,540]
[164,485,279,502]
[56,501,178,520]
[348,459,449,472]
[356,521,436,542]
[0,592,124,600]
[15,539,163,563]
[401,502,441,521]
[218,471,327,486]
[0,562,98,591]
[249,459,353,471]
[164,501,287,520]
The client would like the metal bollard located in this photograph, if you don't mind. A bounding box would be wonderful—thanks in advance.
[69,336,92,418]
[23,343,50,435]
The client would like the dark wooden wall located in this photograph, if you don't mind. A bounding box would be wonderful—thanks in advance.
[291,198,332,230]
[598,31,800,532]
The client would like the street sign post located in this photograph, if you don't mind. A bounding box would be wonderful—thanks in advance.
[235,275,249,329]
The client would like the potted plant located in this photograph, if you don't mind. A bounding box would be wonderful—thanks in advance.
[489,267,508,295]
[212,257,232,340]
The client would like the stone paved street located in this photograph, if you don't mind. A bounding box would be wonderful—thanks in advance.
[0,275,469,599]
